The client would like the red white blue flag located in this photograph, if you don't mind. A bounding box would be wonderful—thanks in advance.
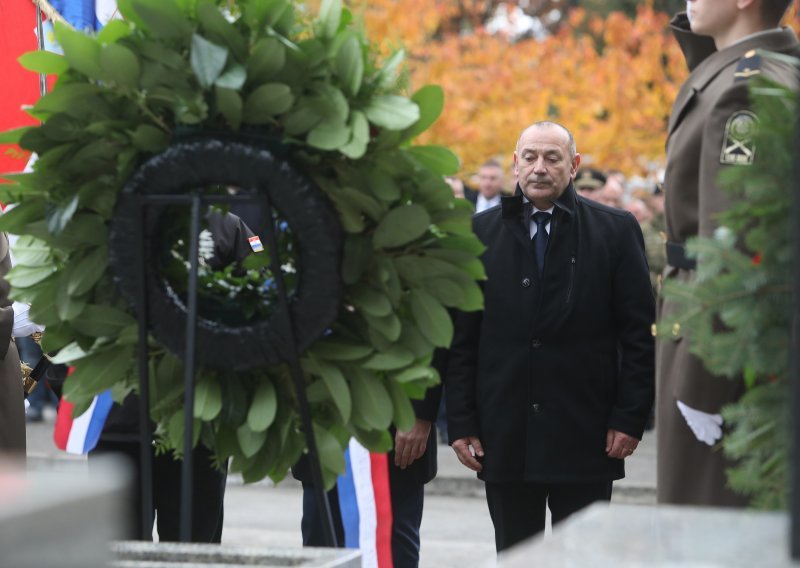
[336,440,394,568]
[54,388,114,454]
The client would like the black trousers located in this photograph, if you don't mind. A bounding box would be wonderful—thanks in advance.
[302,475,426,568]
[485,480,612,552]
[92,441,227,543]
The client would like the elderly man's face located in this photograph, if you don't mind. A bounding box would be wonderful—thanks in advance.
[514,125,580,208]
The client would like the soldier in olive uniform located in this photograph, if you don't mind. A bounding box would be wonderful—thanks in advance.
[657,0,799,506]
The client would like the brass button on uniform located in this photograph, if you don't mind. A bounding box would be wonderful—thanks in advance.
[522,278,531,288]
[532,403,542,413]
[531,339,542,348]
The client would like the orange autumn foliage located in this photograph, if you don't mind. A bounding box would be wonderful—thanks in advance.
[336,2,800,177]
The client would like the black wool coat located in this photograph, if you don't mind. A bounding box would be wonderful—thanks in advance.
[446,183,655,483]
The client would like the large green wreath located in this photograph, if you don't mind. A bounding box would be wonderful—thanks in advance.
[0,0,484,486]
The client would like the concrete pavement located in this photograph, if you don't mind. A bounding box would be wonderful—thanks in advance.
[23,409,656,567]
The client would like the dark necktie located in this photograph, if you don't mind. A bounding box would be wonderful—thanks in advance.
[532,211,552,275]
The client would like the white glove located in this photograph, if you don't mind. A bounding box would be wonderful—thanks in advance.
[12,301,45,337]
[677,400,723,446]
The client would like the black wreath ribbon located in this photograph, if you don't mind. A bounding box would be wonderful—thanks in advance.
[108,137,343,371]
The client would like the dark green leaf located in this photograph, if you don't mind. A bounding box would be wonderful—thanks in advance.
[56,275,87,320]
[364,312,402,342]
[49,341,90,365]
[215,87,243,130]
[341,235,371,285]
[191,34,229,89]
[97,20,132,44]
[6,264,56,288]
[350,368,393,430]
[99,43,140,89]
[46,195,79,236]
[365,95,419,130]
[363,344,414,370]
[247,38,286,84]
[307,117,350,150]
[247,380,277,432]
[351,284,392,317]
[63,345,133,399]
[130,124,170,152]
[54,23,103,78]
[387,379,415,431]
[312,340,372,361]
[63,246,108,296]
[314,423,346,475]
[376,49,404,89]
[237,423,268,458]
[409,289,453,347]
[129,0,193,38]
[0,200,45,234]
[403,85,445,140]
[0,126,32,145]
[194,376,223,420]
[316,360,351,422]
[366,170,401,202]
[406,145,460,175]
[373,204,431,249]
[197,0,248,61]
[18,50,69,75]
[335,35,363,96]
[339,110,369,159]
[72,304,137,337]
[243,83,294,123]
[316,0,342,39]
[215,64,247,90]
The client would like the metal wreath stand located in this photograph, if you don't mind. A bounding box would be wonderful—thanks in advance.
[107,136,342,546]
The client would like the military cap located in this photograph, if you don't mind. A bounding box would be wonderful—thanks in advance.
[574,168,607,191]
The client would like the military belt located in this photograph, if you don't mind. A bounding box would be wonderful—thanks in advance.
[666,241,696,270]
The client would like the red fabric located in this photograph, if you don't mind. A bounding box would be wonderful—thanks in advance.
[369,452,394,568]
[52,366,76,450]
[0,1,40,180]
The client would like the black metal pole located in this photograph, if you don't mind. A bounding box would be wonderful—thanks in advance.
[135,195,154,539]
[179,193,202,542]
[260,196,338,548]
[790,86,800,560]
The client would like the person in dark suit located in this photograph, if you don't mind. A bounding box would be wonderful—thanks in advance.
[446,121,655,552]
[298,355,443,568]
[89,209,256,542]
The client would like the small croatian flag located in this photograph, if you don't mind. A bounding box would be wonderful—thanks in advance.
[337,440,394,568]
[54,389,113,454]
[248,235,264,253]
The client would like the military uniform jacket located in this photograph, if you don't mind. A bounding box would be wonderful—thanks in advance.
[657,14,800,505]
[0,233,24,453]
[447,184,655,484]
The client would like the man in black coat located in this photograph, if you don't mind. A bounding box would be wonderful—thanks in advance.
[446,121,655,551]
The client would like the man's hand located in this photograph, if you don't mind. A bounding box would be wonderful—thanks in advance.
[394,419,432,469]
[606,429,640,460]
[451,436,484,472]
[677,400,723,446]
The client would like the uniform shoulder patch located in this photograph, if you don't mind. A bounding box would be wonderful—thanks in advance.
[734,50,762,82]
[720,110,758,165]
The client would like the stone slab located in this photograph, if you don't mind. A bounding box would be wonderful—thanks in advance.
[112,541,361,568]
[0,457,130,568]
[501,503,795,567]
